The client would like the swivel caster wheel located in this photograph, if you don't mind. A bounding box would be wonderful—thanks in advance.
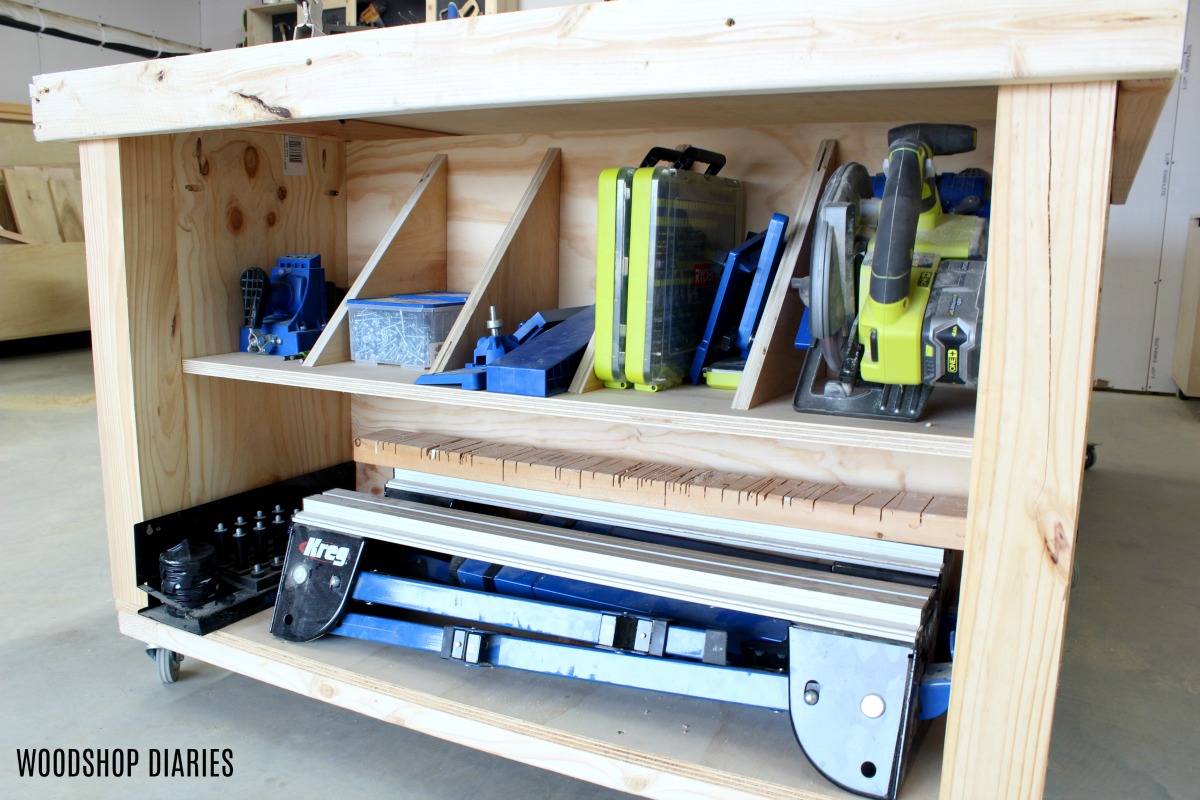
[145,645,184,684]
[1084,443,1097,471]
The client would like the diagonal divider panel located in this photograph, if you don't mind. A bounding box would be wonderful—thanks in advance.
[733,139,836,410]
[304,154,449,367]
[429,147,562,374]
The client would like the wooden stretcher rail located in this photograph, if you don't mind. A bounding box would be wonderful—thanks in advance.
[354,429,969,550]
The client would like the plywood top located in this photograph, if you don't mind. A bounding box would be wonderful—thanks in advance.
[31,0,1184,144]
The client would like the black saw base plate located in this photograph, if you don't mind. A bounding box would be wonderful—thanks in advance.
[793,346,932,421]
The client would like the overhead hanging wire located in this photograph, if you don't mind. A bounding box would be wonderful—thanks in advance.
[0,0,205,60]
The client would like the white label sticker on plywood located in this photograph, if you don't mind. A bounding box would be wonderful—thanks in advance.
[283,135,307,176]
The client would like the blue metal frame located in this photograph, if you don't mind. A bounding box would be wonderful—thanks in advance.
[351,571,713,660]
[333,613,789,710]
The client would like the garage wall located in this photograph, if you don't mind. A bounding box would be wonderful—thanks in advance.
[1146,7,1199,392]
[1095,1,1198,392]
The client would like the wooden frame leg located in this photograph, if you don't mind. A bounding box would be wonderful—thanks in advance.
[80,137,182,612]
[942,81,1118,798]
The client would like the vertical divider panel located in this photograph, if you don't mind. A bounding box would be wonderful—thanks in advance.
[305,153,449,367]
[430,147,562,373]
[732,139,836,410]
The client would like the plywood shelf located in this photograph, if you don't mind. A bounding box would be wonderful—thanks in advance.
[182,351,975,459]
[122,608,946,800]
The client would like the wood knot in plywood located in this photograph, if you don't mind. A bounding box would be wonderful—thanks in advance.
[226,205,245,234]
[233,91,293,119]
[277,186,288,201]
[243,145,260,179]
[194,137,210,176]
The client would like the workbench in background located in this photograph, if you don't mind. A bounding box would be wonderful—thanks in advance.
[0,102,88,341]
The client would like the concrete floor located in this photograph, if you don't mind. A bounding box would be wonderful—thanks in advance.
[0,345,1197,799]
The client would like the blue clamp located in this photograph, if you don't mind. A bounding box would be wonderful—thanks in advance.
[794,306,813,350]
[415,367,487,391]
[473,305,517,366]
[239,254,328,357]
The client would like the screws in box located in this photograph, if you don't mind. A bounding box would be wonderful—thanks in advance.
[347,296,464,367]
[349,307,435,365]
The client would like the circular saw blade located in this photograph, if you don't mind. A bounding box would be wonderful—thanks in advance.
[809,162,874,372]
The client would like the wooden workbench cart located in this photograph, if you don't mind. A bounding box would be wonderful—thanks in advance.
[31,2,1186,797]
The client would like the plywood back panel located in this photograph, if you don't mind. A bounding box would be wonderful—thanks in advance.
[169,128,353,505]
[173,129,347,359]
[430,147,561,373]
[347,119,994,401]
[348,119,995,306]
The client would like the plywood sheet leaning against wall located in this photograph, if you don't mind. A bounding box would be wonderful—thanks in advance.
[4,167,64,243]
[48,177,85,242]
[0,242,88,340]
[0,103,78,166]
[0,106,88,340]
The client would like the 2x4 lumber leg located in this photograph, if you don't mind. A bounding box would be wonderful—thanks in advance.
[80,136,183,611]
[942,81,1118,799]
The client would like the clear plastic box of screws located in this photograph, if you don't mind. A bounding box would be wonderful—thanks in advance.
[346,292,468,368]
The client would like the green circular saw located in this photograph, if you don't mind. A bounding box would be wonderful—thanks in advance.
[795,123,989,421]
